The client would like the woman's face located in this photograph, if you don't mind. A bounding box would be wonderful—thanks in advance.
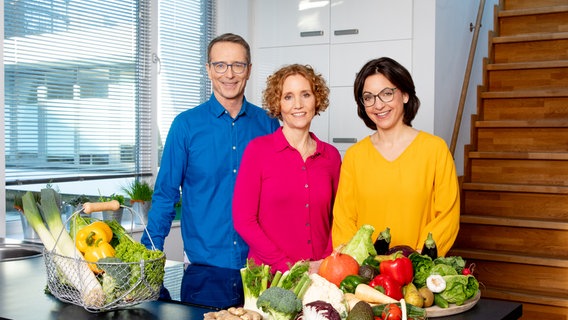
[363,73,408,131]
[280,74,316,131]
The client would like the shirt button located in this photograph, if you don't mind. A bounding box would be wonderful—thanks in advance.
[307,240,311,244]
[232,146,236,150]
[305,223,310,227]
[233,169,237,174]
[302,166,306,170]
[233,241,237,245]
[304,184,309,188]
[232,122,235,126]
[305,203,309,208]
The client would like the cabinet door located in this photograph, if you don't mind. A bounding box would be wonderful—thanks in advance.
[330,0,413,44]
[254,0,330,48]
[330,40,413,87]
[251,45,331,141]
[329,87,373,154]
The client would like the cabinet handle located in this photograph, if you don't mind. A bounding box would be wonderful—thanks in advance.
[300,30,324,37]
[334,29,359,36]
[333,138,357,143]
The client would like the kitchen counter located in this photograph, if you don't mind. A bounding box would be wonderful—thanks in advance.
[0,246,522,320]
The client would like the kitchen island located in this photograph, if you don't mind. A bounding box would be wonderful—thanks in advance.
[0,245,522,320]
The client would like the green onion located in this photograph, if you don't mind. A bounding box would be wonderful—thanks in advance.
[22,190,105,308]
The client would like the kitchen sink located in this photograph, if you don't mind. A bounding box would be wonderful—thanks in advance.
[0,243,43,262]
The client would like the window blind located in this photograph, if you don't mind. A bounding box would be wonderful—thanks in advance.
[4,0,215,185]
[157,0,216,157]
[4,0,151,185]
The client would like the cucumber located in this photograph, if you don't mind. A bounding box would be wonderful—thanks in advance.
[434,293,449,308]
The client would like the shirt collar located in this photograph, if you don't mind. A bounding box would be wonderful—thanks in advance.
[273,127,326,158]
[208,93,250,118]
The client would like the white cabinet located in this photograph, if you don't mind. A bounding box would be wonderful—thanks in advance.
[255,1,330,47]
[251,0,414,153]
[254,0,413,48]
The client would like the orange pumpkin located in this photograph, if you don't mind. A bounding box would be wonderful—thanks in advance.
[318,249,360,287]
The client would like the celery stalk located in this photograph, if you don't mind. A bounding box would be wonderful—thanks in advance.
[22,190,105,308]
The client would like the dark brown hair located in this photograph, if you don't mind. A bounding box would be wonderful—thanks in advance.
[353,57,420,130]
[207,33,251,64]
[263,64,329,120]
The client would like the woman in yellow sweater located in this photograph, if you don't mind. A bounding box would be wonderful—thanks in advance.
[332,57,460,256]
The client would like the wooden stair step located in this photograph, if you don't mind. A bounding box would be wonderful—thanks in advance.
[480,96,568,121]
[475,126,568,152]
[467,151,568,160]
[492,37,568,64]
[498,6,568,36]
[449,248,568,268]
[499,5,568,17]
[462,189,568,221]
[486,59,568,71]
[475,119,568,127]
[503,0,568,11]
[486,64,568,91]
[480,287,568,308]
[461,182,568,194]
[480,88,568,98]
[492,31,568,44]
[460,214,568,231]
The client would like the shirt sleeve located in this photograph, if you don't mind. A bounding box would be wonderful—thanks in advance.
[419,142,461,256]
[140,117,184,251]
[232,138,292,272]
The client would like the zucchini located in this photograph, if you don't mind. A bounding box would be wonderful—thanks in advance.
[434,293,449,309]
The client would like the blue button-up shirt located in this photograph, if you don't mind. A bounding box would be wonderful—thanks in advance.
[141,94,279,269]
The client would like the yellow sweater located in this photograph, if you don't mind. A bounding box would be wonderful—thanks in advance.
[332,131,460,256]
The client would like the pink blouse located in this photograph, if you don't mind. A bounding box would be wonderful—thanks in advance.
[233,127,341,272]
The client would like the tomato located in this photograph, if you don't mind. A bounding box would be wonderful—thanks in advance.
[381,304,402,320]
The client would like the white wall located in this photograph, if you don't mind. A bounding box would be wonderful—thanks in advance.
[434,0,498,176]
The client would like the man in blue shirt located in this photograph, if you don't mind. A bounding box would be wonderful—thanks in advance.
[141,33,279,269]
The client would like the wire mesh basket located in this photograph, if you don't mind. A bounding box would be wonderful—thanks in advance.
[43,204,166,312]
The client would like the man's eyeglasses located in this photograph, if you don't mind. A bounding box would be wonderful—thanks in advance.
[361,87,397,107]
[210,62,249,74]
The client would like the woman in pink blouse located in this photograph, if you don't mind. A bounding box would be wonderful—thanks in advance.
[232,64,341,273]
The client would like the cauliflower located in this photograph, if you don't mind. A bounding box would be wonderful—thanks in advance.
[302,274,348,319]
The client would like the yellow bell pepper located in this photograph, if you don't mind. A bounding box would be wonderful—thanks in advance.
[75,221,113,253]
[84,241,116,273]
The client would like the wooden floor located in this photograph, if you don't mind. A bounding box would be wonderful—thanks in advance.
[448,0,568,319]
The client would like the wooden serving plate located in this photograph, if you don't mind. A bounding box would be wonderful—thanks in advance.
[425,290,481,318]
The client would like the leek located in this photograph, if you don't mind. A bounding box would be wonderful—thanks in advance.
[22,190,105,308]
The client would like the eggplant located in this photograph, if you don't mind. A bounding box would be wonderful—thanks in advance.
[386,245,417,257]
[421,232,438,259]
[373,227,391,255]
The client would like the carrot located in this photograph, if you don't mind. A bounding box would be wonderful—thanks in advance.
[82,200,121,214]
[354,283,398,305]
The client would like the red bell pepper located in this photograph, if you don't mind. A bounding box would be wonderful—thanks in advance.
[368,274,403,300]
[379,255,413,286]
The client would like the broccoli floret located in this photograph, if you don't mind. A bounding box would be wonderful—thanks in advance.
[256,287,302,320]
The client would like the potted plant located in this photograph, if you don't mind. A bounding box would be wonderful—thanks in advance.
[122,180,153,224]
[99,193,126,223]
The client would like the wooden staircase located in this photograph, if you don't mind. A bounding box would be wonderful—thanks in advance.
[448,0,568,319]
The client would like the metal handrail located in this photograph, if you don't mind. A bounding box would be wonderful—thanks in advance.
[450,0,486,156]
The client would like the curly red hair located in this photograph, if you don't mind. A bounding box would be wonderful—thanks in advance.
[262,64,329,120]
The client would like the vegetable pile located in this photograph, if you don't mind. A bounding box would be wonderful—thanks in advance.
[20,189,165,311]
[224,225,480,320]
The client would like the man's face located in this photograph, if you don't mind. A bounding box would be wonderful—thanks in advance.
[206,42,251,105]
